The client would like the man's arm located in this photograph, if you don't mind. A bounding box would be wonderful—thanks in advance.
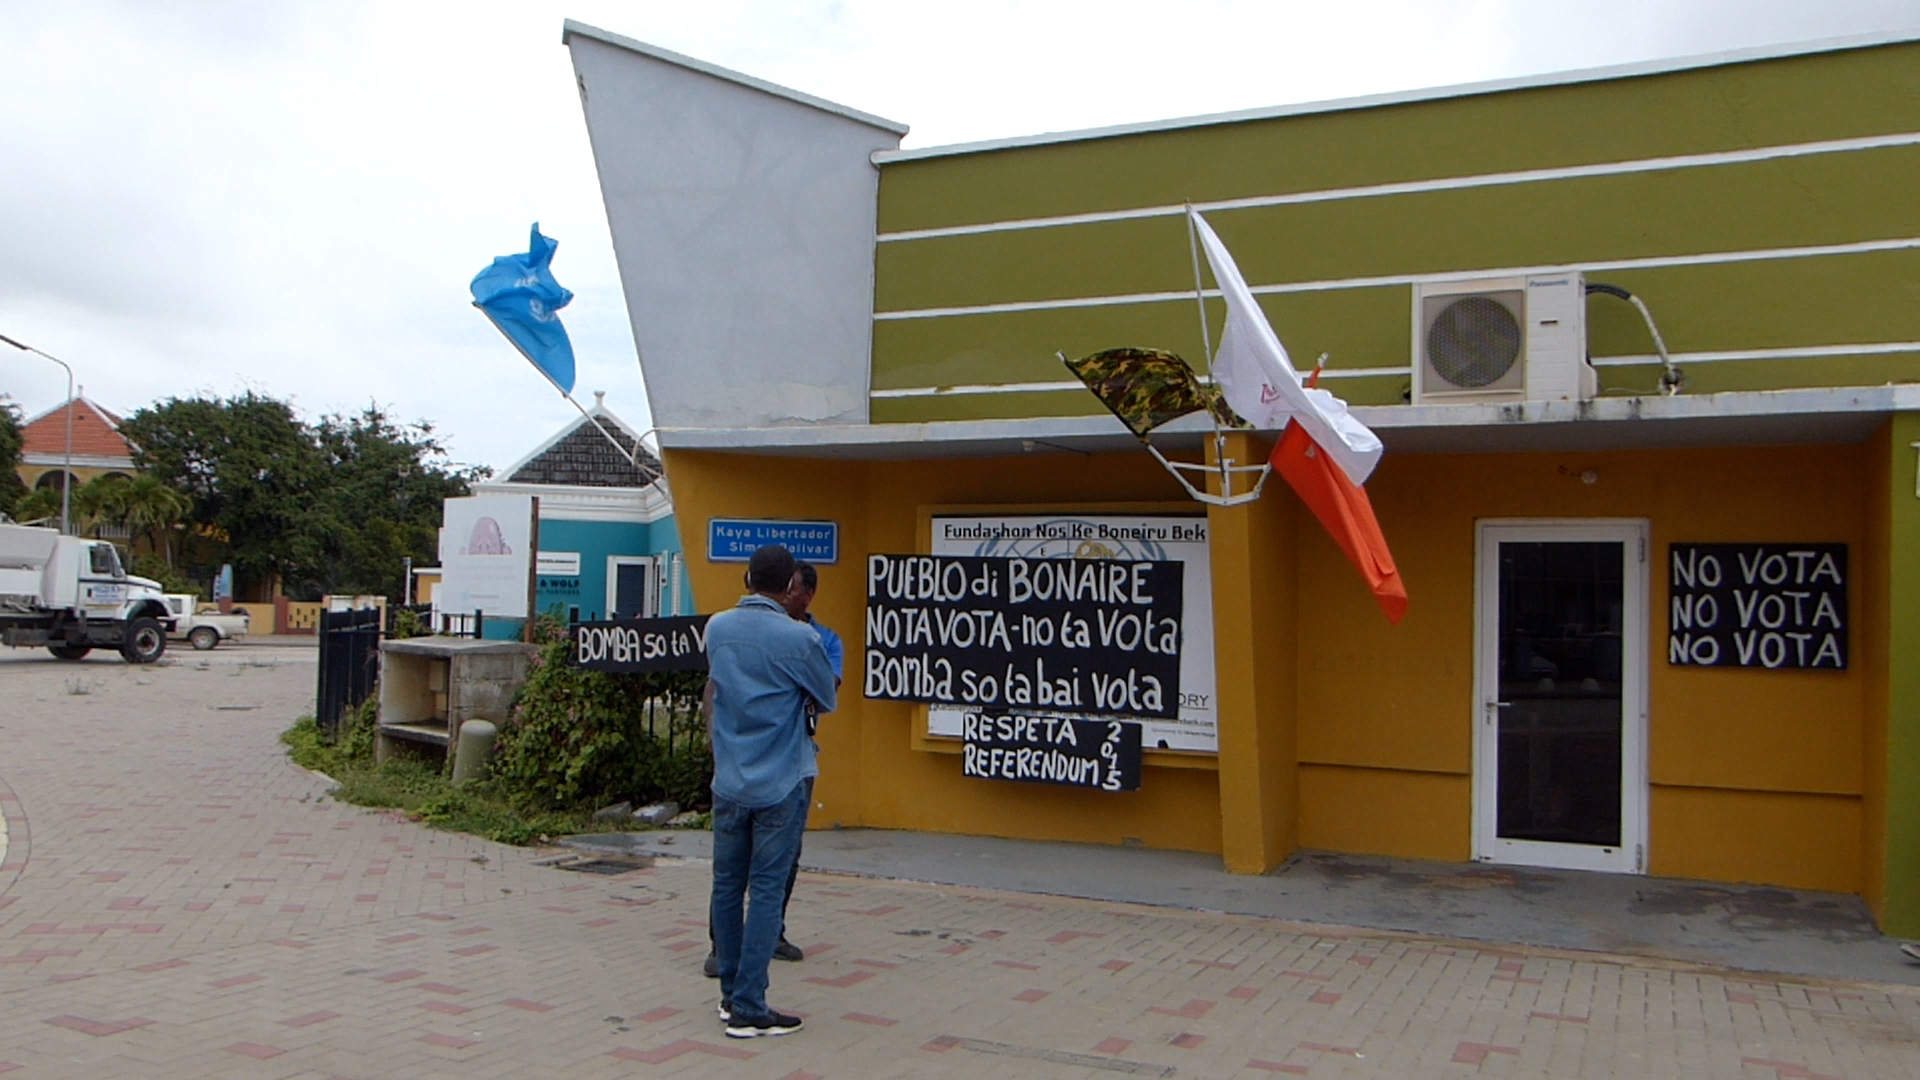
[783,636,837,717]
[702,677,717,743]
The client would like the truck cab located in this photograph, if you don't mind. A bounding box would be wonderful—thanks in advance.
[0,523,174,663]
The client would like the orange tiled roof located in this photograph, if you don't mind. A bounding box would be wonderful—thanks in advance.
[21,398,135,461]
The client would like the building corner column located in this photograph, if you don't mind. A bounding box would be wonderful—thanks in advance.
[1206,433,1299,874]
[1879,414,1920,936]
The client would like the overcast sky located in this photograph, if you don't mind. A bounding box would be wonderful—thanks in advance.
[3,0,1916,474]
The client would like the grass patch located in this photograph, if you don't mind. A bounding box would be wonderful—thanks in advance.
[281,714,642,847]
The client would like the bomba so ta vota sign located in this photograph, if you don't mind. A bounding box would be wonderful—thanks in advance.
[863,553,1184,719]
[571,615,711,673]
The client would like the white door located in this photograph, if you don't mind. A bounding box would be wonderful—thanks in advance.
[1474,520,1648,874]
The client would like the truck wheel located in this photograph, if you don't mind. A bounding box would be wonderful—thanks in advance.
[188,626,219,651]
[48,644,92,660]
[120,617,167,664]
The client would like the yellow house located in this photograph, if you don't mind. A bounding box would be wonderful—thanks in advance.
[564,25,1920,933]
[15,396,136,496]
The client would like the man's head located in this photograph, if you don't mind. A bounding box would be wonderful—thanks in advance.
[745,544,799,599]
[784,561,818,619]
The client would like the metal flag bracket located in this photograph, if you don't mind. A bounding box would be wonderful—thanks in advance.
[1145,435,1272,507]
[1055,348,1272,507]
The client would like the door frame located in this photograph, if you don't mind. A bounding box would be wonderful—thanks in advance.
[606,555,658,620]
[1472,518,1649,874]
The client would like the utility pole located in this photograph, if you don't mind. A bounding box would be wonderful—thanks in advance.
[0,332,76,535]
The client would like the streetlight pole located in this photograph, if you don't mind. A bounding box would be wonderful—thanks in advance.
[0,332,76,536]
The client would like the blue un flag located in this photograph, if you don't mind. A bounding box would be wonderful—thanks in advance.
[471,223,576,394]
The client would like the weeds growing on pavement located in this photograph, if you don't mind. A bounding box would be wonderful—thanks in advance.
[281,712,630,846]
[279,615,713,846]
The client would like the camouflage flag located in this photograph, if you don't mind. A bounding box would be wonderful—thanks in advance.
[1062,347,1242,439]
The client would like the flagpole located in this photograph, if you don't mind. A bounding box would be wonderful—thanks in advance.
[474,301,644,471]
[1184,204,1215,370]
[1185,204,1235,498]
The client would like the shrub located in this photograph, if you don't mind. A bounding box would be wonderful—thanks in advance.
[491,619,711,811]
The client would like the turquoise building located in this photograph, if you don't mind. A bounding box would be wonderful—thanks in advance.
[470,394,689,638]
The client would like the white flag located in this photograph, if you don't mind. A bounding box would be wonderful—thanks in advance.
[1189,208,1383,487]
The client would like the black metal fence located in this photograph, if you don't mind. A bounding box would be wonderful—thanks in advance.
[315,607,381,738]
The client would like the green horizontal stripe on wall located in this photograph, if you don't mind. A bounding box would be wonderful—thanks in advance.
[875,41,1920,235]
[871,248,1920,397]
[1605,352,1920,395]
[871,287,1408,392]
[869,352,1920,425]
[873,144,1920,314]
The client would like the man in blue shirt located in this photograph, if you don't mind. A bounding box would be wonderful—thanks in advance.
[704,560,841,974]
[704,545,836,1038]
[777,561,840,958]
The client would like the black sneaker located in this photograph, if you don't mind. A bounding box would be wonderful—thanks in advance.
[702,950,719,978]
[717,997,732,1022]
[725,1010,803,1039]
[773,937,804,962]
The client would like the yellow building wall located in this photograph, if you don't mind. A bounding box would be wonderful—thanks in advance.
[1296,441,1868,893]
[664,447,1229,856]
[666,437,1869,893]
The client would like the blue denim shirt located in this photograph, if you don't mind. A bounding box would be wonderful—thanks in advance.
[806,615,843,681]
[706,594,838,809]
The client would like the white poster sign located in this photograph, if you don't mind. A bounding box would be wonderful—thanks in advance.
[930,513,1216,753]
[437,495,534,619]
[538,551,583,576]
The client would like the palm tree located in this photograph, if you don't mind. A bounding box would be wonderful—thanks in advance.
[9,487,60,525]
[72,474,131,538]
[121,473,191,567]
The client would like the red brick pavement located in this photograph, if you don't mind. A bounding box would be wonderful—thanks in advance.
[2,653,1919,1077]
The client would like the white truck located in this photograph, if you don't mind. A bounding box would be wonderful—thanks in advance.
[0,521,173,663]
[162,594,249,650]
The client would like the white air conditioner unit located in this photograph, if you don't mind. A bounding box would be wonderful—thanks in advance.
[1411,272,1595,404]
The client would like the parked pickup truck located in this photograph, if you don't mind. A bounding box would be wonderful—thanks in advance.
[162,594,249,650]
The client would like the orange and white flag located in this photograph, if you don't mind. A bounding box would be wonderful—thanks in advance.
[1189,208,1406,622]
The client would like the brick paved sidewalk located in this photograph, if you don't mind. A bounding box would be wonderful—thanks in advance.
[3,654,1919,1078]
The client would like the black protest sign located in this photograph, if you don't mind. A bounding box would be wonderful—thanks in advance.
[1667,544,1846,669]
[863,554,1183,719]
[961,713,1142,792]
[572,615,711,673]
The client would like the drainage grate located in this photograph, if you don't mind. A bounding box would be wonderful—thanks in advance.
[545,855,652,875]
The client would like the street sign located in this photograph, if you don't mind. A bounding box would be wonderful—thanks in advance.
[708,518,838,563]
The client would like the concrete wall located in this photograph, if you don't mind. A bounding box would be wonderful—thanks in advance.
[565,23,906,430]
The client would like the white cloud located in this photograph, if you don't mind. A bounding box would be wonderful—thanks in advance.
[2,0,1914,469]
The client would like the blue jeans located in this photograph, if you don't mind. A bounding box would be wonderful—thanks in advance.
[710,780,809,1020]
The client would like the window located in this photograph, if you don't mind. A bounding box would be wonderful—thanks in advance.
[89,544,115,575]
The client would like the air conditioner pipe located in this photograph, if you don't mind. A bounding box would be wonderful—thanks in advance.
[1586,282,1683,396]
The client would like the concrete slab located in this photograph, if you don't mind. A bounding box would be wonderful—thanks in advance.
[567,826,1920,986]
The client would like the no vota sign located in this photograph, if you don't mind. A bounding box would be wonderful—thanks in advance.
[1668,544,1847,669]
[863,554,1184,718]
[572,615,711,673]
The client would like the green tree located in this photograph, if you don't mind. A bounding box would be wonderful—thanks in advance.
[122,394,485,601]
[0,399,25,518]
[122,393,327,593]
[122,472,192,567]
[11,486,59,525]
[310,406,487,597]
[70,473,191,565]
